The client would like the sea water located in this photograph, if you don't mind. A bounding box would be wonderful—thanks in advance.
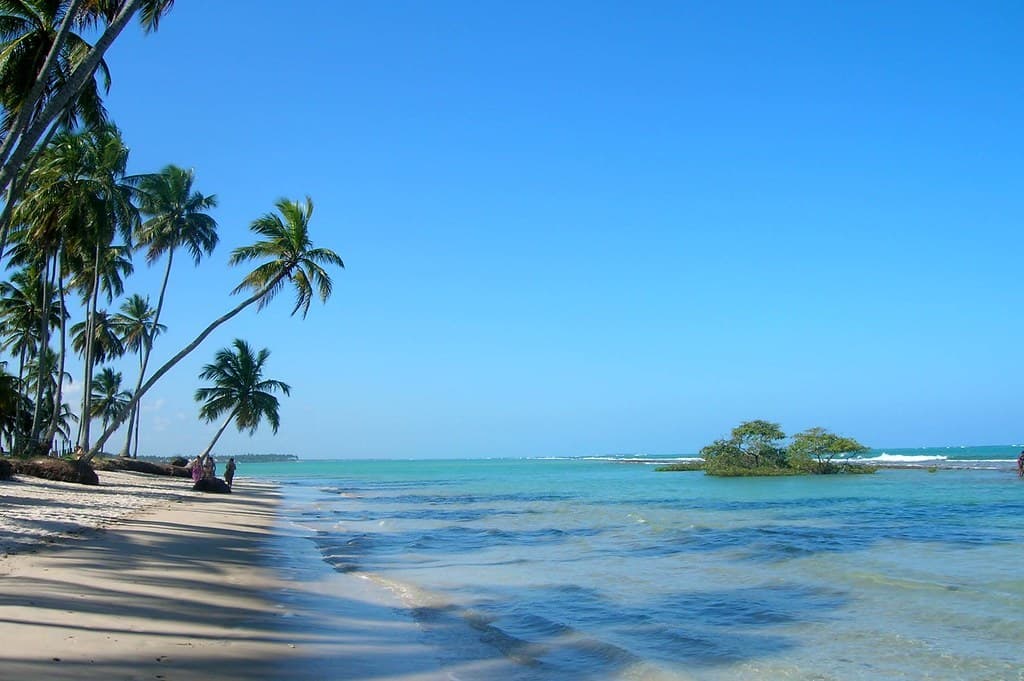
[246,452,1024,680]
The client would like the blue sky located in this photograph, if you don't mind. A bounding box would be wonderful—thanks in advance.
[52,1,1024,458]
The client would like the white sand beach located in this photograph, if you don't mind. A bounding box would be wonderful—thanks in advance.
[0,470,517,681]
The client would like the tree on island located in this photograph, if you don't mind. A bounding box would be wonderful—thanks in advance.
[699,420,787,475]
[787,427,868,473]
[694,420,872,477]
[194,339,290,459]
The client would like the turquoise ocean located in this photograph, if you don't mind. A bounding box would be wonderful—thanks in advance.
[245,446,1024,680]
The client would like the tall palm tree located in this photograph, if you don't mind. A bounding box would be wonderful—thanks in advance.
[194,339,290,458]
[0,265,62,381]
[0,0,176,210]
[71,309,124,366]
[0,0,113,262]
[85,196,343,462]
[0,360,30,451]
[89,365,129,431]
[0,0,111,134]
[112,292,163,456]
[128,164,216,452]
[16,123,139,448]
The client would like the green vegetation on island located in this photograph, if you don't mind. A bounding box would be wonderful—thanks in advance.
[658,420,875,476]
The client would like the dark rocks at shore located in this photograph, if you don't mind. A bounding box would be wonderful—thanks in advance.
[192,478,231,494]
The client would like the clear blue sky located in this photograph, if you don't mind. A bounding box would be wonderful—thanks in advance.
[67,1,1024,458]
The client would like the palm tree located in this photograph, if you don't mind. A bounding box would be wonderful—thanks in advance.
[0,265,62,381]
[89,366,129,431]
[0,0,113,262]
[194,339,290,458]
[16,124,139,449]
[0,361,30,452]
[85,196,343,461]
[112,292,163,456]
[0,0,176,211]
[128,165,216,452]
[71,309,125,366]
[0,0,111,134]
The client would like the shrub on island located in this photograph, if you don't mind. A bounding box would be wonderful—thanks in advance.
[654,461,705,472]
[663,420,872,477]
[0,458,13,479]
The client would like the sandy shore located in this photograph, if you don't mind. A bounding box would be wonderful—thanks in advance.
[0,471,505,680]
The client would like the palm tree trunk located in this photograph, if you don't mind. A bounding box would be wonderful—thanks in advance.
[83,270,289,463]
[0,0,146,201]
[77,242,101,449]
[199,410,237,460]
[28,257,53,450]
[43,262,68,447]
[118,350,144,457]
[120,249,174,457]
[132,402,141,458]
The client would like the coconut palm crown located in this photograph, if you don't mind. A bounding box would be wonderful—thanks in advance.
[193,339,290,458]
[229,196,343,318]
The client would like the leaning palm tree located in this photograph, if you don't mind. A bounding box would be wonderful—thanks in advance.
[0,0,176,212]
[0,0,114,262]
[89,366,130,431]
[84,196,343,462]
[112,292,164,456]
[194,339,290,458]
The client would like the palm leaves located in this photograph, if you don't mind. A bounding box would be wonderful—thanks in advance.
[89,365,129,428]
[230,197,343,317]
[112,292,162,456]
[86,196,343,460]
[0,0,111,133]
[194,339,290,458]
[0,4,350,468]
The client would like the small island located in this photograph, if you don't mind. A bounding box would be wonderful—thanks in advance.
[657,420,874,476]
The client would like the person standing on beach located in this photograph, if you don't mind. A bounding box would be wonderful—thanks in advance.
[190,456,203,483]
[224,458,237,488]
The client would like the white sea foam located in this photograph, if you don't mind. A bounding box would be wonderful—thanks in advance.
[858,453,949,463]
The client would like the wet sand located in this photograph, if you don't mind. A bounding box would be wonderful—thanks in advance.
[0,473,467,680]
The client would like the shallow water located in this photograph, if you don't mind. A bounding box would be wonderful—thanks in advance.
[250,459,1024,680]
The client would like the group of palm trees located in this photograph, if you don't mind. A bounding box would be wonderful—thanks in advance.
[0,1,343,470]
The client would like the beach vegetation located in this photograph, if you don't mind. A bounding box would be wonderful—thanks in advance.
[0,0,176,233]
[194,339,291,459]
[124,165,217,457]
[111,293,164,457]
[0,4,347,482]
[82,196,343,464]
[88,366,130,429]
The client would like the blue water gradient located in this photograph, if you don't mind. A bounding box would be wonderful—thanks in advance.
[244,457,1024,680]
